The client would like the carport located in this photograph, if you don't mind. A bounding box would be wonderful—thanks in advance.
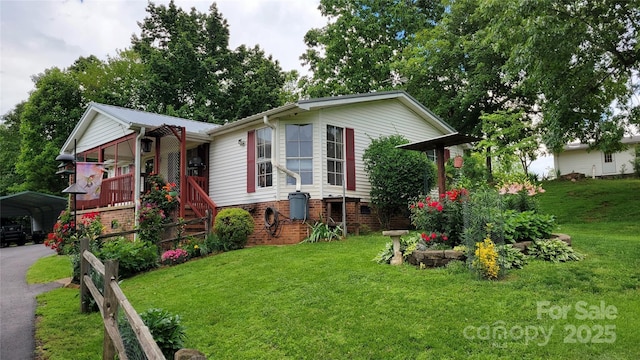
[0,191,68,234]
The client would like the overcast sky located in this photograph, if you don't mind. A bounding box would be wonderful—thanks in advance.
[0,0,556,175]
[0,0,325,115]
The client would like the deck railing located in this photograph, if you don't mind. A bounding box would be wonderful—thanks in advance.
[76,173,134,210]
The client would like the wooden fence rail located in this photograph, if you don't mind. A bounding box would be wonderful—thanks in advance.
[80,238,166,359]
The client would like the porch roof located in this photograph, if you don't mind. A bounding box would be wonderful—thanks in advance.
[61,103,219,153]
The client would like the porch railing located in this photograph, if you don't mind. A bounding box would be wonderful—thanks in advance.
[76,173,134,210]
[185,176,217,225]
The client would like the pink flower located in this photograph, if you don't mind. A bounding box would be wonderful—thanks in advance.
[417,201,424,209]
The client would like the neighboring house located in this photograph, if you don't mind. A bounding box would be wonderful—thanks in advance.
[59,91,464,245]
[554,135,640,178]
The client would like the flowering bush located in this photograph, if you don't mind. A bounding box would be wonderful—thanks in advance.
[45,210,103,254]
[45,209,74,254]
[409,188,468,247]
[473,237,500,280]
[137,204,166,243]
[497,180,545,212]
[160,249,189,266]
[141,175,179,217]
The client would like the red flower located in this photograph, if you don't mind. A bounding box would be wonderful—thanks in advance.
[417,201,424,209]
[442,235,448,241]
[436,204,443,212]
[430,232,437,239]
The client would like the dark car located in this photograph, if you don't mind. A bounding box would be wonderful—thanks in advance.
[0,223,27,247]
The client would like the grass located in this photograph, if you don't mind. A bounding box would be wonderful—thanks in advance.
[33,179,640,359]
[26,254,72,284]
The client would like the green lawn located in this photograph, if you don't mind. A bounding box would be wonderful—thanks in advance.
[34,179,640,359]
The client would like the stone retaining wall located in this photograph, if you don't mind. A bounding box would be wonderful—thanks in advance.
[407,234,572,268]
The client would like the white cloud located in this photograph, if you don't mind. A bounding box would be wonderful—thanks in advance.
[0,0,324,115]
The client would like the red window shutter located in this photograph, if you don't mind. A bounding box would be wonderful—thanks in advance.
[346,128,356,191]
[444,148,451,162]
[247,130,256,193]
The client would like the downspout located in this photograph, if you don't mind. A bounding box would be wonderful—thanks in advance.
[133,127,145,240]
[263,115,302,191]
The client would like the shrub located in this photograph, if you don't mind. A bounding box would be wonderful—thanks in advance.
[213,208,254,250]
[178,236,210,258]
[140,174,179,217]
[45,209,74,254]
[120,308,186,360]
[98,237,159,278]
[160,249,189,266]
[497,244,528,270]
[528,239,584,262]
[503,210,556,243]
[137,204,166,243]
[472,232,500,280]
[409,188,468,246]
[462,188,505,247]
[363,134,436,229]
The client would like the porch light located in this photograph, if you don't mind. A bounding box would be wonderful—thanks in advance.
[141,138,153,153]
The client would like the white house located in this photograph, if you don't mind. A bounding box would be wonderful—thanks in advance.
[58,91,465,245]
[554,135,640,178]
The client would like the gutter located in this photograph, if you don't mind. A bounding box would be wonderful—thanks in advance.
[263,115,302,191]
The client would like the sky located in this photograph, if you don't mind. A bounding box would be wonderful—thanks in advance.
[0,0,325,115]
[0,0,555,176]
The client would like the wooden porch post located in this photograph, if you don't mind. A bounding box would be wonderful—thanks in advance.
[436,144,446,196]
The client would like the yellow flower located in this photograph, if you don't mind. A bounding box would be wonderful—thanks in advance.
[194,245,199,249]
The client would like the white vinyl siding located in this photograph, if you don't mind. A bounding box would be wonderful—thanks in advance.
[556,145,637,177]
[76,113,133,153]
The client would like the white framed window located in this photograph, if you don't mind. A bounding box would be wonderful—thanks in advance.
[604,153,613,163]
[286,124,313,185]
[256,127,273,187]
[327,125,344,186]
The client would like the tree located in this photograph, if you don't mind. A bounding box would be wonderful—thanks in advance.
[300,0,443,98]
[132,0,285,123]
[14,68,84,194]
[218,45,286,121]
[72,50,146,109]
[481,0,640,152]
[363,134,436,229]
[397,0,537,136]
[0,103,26,195]
[479,111,539,175]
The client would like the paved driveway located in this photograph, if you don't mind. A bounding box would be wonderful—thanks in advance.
[1,244,62,360]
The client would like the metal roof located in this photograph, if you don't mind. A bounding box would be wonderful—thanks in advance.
[398,133,481,151]
[89,103,220,134]
[0,191,68,232]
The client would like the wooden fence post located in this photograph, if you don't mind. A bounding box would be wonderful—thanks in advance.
[205,209,212,235]
[103,260,119,360]
[80,237,89,313]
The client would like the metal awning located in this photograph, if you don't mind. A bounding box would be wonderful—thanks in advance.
[0,191,68,232]
[398,133,481,151]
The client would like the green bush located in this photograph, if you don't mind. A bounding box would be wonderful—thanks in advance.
[503,210,556,243]
[497,244,528,270]
[98,237,159,278]
[119,308,186,360]
[213,208,255,250]
[373,233,421,264]
[363,134,436,229]
[410,188,468,247]
[528,239,584,262]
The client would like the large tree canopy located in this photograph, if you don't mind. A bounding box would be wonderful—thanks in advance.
[14,68,85,194]
[0,103,25,195]
[300,0,443,98]
[481,0,640,152]
[132,0,285,123]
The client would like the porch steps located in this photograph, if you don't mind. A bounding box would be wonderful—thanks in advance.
[183,207,206,235]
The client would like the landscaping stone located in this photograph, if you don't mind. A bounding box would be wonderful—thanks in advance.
[175,348,207,360]
[407,234,571,268]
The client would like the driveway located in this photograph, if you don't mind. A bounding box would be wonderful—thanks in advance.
[0,244,62,360]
